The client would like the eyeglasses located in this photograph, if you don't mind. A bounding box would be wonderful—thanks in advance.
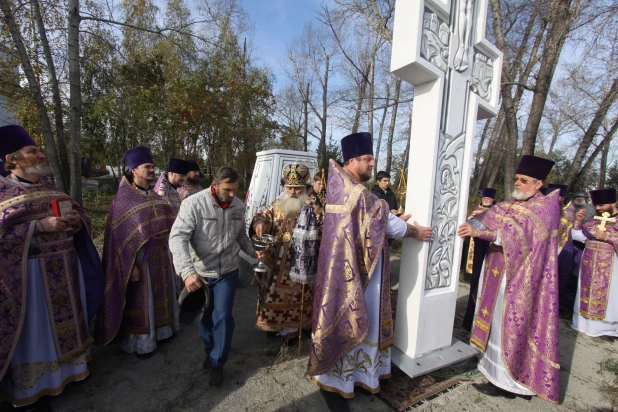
[513,177,537,185]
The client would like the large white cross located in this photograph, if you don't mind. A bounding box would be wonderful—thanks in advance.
[390,0,502,376]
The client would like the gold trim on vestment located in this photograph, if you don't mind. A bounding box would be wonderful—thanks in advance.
[311,373,392,399]
[0,191,55,213]
[0,369,89,407]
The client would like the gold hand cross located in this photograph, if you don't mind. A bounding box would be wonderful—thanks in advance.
[594,212,615,232]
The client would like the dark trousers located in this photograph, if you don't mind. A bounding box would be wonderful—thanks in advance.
[198,269,239,367]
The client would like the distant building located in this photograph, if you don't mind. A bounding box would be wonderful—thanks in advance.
[0,45,17,127]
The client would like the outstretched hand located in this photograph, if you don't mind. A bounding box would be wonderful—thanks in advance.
[414,221,432,241]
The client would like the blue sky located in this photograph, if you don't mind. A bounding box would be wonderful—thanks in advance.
[240,0,326,91]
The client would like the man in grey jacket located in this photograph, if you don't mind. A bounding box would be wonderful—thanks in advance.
[169,166,255,386]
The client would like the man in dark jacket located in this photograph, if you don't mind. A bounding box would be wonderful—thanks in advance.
[372,171,399,215]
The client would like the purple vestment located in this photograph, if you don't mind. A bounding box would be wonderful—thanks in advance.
[154,173,182,214]
[0,176,103,382]
[471,191,561,403]
[307,160,391,376]
[95,177,176,344]
[578,217,618,320]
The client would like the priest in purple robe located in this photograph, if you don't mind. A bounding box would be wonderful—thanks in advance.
[95,147,179,356]
[0,125,104,408]
[546,183,580,315]
[154,158,190,213]
[571,188,618,342]
[178,160,204,200]
[462,187,496,332]
[457,155,561,403]
[307,132,432,399]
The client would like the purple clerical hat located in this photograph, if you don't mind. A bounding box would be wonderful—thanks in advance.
[167,158,190,175]
[515,155,554,181]
[124,146,153,170]
[341,132,373,162]
[481,188,496,198]
[589,188,616,205]
[548,183,568,197]
[0,125,37,159]
[187,160,200,172]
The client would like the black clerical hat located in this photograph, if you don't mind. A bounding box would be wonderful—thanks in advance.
[515,155,554,181]
[167,158,191,175]
[589,188,616,205]
[341,132,373,162]
[481,188,496,198]
[0,125,37,158]
[124,147,153,170]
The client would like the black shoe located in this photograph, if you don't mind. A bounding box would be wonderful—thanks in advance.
[320,389,351,412]
[600,335,616,343]
[266,331,278,339]
[472,382,516,399]
[135,352,153,360]
[209,366,224,386]
[202,358,212,374]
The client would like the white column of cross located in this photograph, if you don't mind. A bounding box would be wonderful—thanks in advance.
[390,0,503,375]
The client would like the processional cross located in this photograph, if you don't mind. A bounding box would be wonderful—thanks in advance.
[389,0,503,374]
[594,212,616,232]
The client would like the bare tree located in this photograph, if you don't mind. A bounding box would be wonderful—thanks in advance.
[0,0,67,192]
[283,23,340,169]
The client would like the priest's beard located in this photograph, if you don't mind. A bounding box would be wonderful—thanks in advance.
[279,192,309,218]
[187,176,200,184]
[481,200,493,207]
[20,162,53,177]
[511,188,536,201]
[573,199,586,207]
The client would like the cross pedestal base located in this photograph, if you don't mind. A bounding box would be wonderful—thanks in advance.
[392,338,478,378]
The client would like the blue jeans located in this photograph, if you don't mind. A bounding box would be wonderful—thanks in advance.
[198,269,239,367]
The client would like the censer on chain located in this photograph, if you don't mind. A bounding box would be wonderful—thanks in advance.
[396,167,407,215]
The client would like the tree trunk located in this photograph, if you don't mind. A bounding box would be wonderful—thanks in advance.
[31,0,70,187]
[487,150,505,188]
[521,0,580,155]
[317,55,330,171]
[473,119,491,182]
[368,56,374,137]
[385,78,401,174]
[0,0,67,192]
[488,0,519,199]
[68,0,82,202]
[564,76,618,187]
[351,72,368,134]
[599,132,611,187]
[374,85,390,179]
[471,110,503,194]
[303,82,309,151]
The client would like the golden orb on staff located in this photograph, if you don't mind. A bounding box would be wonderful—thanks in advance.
[396,167,407,215]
